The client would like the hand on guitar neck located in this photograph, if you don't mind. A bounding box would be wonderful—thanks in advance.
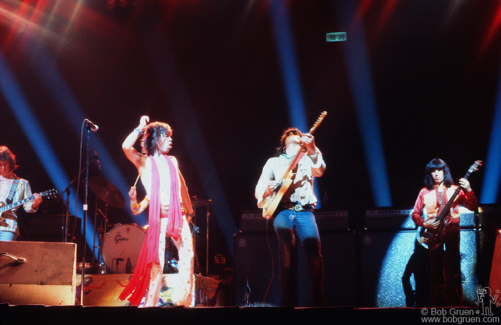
[301,133,318,156]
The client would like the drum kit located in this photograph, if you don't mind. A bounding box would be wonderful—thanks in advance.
[83,176,212,275]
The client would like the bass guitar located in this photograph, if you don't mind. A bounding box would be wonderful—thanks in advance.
[262,112,327,219]
[416,160,481,249]
[0,188,59,222]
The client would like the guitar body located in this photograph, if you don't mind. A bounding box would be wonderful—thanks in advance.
[262,178,292,219]
[416,222,446,250]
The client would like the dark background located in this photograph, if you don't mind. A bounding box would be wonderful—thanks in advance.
[1,0,500,271]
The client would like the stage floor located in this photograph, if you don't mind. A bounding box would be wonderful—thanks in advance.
[2,304,500,325]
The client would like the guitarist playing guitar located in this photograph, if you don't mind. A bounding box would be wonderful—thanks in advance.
[411,158,479,307]
[255,113,327,307]
[0,146,43,241]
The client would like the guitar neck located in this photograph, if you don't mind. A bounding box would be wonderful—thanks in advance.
[286,112,327,172]
[0,195,35,214]
[437,169,474,221]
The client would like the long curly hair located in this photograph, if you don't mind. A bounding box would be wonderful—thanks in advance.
[0,146,17,171]
[140,122,172,156]
[424,158,454,190]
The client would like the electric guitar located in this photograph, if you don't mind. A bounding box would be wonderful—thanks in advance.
[416,160,481,249]
[262,112,327,219]
[0,188,59,222]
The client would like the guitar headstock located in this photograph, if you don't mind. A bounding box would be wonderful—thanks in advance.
[469,160,482,173]
[309,111,327,134]
[41,188,59,199]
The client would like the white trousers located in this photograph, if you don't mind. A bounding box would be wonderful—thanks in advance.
[143,217,194,307]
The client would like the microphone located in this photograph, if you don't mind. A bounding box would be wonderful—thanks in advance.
[94,149,101,170]
[85,119,99,132]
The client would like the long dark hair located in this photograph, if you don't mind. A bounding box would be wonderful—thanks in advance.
[423,158,454,190]
[141,122,172,156]
[0,146,17,171]
[276,127,303,155]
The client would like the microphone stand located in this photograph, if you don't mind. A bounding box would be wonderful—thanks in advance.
[80,122,92,306]
[58,156,97,243]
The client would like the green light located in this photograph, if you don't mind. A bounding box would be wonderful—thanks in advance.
[326,32,347,42]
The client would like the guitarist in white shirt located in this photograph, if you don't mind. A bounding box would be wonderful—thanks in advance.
[411,158,478,306]
[0,146,42,241]
[255,128,326,306]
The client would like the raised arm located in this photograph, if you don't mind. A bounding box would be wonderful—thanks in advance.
[123,116,149,170]
[301,133,326,177]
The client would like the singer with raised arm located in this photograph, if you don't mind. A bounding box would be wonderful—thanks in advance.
[119,116,194,307]
[411,158,478,306]
[255,127,326,307]
[0,146,42,241]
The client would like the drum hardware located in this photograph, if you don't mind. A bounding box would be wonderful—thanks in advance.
[76,262,98,274]
[88,176,125,209]
[88,176,126,275]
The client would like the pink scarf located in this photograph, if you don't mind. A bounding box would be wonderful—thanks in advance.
[119,155,183,306]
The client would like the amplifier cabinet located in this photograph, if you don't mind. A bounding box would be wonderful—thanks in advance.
[365,208,416,230]
[240,210,349,233]
[0,241,77,305]
[365,207,477,230]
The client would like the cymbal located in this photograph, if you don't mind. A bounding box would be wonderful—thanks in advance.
[89,176,125,208]
[191,198,212,207]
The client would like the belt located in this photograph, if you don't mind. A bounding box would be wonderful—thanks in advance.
[282,203,314,212]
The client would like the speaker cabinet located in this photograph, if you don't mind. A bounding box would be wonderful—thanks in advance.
[298,231,357,307]
[0,241,77,305]
[26,215,78,242]
[240,210,349,233]
[234,230,357,307]
[233,232,280,306]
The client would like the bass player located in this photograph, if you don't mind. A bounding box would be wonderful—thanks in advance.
[411,158,477,306]
[255,128,326,306]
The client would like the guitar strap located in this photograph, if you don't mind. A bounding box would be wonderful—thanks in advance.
[6,178,20,204]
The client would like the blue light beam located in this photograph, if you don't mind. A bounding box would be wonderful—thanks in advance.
[269,0,322,207]
[0,50,93,249]
[480,61,501,204]
[23,39,146,227]
[140,26,238,255]
[334,1,392,207]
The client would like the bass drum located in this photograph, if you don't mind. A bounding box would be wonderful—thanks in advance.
[102,224,146,274]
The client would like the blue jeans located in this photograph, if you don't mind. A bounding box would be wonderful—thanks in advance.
[273,208,326,306]
[0,231,17,241]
